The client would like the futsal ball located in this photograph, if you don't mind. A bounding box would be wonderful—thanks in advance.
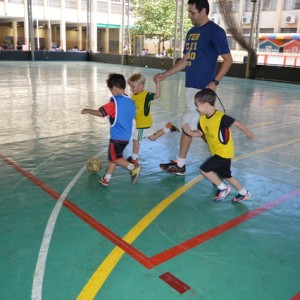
[86,158,102,173]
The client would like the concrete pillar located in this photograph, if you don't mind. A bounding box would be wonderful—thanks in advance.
[60,20,66,51]
[60,0,66,51]
[103,27,109,53]
[47,20,52,50]
[90,0,97,52]
[12,21,18,49]
[24,0,29,49]
[78,26,82,51]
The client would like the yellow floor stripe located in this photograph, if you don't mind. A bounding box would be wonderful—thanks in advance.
[77,137,300,300]
[77,176,202,299]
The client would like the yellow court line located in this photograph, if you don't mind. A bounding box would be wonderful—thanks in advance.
[77,137,300,300]
[248,121,274,128]
[77,176,201,299]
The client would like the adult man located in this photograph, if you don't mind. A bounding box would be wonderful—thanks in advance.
[154,0,233,175]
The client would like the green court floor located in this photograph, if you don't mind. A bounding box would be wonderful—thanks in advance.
[0,61,299,300]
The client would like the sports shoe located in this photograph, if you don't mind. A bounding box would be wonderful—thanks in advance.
[127,156,139,166]
[166,122,180,132]
[232,191,251,203]
[99,176,109,186]
[160,160,186,175]
[131,164,141,184]
[214,186,231,202]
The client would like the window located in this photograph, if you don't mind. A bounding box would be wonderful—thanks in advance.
[81,0,87,10]
[213,0,239,13]
[227,36,237,50]
[262,0,277,11]
[245,0,253,12]
[65,0,77,9]
[212,0,220,13]
[48,0,60,7]
[284,0,300,9]
[97,1,108,12]
[280,28,297,32]
[260,28,274,33]
[111,3,121,13]
[226,0,240,12]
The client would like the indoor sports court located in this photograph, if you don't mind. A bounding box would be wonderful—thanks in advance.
[0,61,299,300]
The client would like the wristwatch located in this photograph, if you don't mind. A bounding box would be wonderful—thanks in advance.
[212,79,219,86]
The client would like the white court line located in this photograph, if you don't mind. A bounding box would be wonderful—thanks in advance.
[31,153,101,300]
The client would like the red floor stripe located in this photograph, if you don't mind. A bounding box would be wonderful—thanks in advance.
[150,189,300,266]
[0,154,153,269]
[291,291,300,300]
[2,153,300,271]
[159,272,191,294]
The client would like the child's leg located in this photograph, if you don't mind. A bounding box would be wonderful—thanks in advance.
[148,129,165,141]
[114,158,141,184]
[114,158,134,169]
[200,155,231,201]
[100,162,116,186]
[200,169,222,186]
[106,162,117,175]
[225,177,250,202]
[148,123,180,141]
[132,139,140,158]
[129,129,141,162]
[224,177,243,192]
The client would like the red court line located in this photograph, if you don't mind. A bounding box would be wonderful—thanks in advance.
[291,291,300,300]
[2,153,300,270]
[159,272,191,294]
[0,153,152,269]
[149,189,300,266]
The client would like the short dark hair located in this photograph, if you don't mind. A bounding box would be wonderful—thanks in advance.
[106,73,126,90]
[194,88,216,106]
[187,0,210,15]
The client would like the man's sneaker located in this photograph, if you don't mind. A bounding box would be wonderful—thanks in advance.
[131,165,141,184]
[166,122,180,132]
[232,191,251,203]
[160,160,186,175]
[127,156,139,166]
[99,176,109,186]
[214,186,231,202]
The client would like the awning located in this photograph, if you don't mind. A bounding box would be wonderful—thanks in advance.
[259,33,300,40]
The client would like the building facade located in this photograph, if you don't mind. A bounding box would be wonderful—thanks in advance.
[0,0,299,55]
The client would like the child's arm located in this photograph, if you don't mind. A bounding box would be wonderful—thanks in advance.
[233,120,254,139]
[182,123,203,138]
[153,76,161,99]
[81,108,104,117]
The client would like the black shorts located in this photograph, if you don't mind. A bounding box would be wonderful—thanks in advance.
[200,155,232,179]
[108,139,129,162]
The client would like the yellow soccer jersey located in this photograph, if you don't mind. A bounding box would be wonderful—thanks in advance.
[132,90,155,129]
[199,110,235,159]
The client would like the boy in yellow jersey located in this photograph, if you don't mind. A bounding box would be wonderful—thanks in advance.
[127,73,180,165]
[182,88,254,202]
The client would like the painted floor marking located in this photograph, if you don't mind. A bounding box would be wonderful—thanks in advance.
[0,153,151,266]
[150,188,300,265]
[2,136,300,299]
[77,175,202,299]
[32,166,86,300]
[291,291,300,300]
[76,137,300,299]
[159,272,191,294]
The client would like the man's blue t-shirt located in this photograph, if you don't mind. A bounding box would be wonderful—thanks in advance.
[183,21,230,89]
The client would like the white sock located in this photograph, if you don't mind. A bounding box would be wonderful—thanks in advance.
[128,163,135,171]
[177,157,186,167]
[132,153,139,160]
[238,188,247,195]
[164,127,170,134]
[217,183,227,190]
[104,173,112,181]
